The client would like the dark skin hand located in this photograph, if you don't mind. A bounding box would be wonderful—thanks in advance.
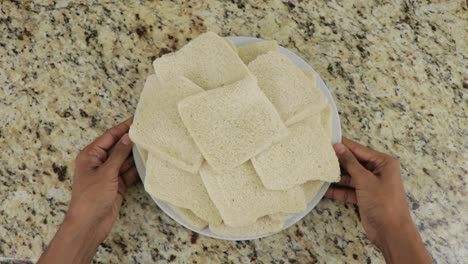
[38,117,139,264]
[325,137,432,264]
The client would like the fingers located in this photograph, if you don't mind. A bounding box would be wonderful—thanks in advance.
[91,117,133,152]
[333,143,374,182]
[342,137,384,163]
[115,166,139,196]
[324,186,357,204]
[337,175,355,188]
[119,156,135,175]
[104,133,133,172]
[118,177,127,195]
[120,166,139,187]
[76,145,108,168]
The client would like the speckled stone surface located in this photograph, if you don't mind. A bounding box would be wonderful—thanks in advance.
[1,0,467,263]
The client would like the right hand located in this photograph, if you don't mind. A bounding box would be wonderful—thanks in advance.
[325,137,431,263]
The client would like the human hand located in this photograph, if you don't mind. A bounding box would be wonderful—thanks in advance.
[325,137,431,263]
[39,117,139,264]
[67,117,138,241]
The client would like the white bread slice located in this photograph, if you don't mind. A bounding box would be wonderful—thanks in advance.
[320,104,333,139]
[302,68,317,85]
[248,52,328,125]
[225,39,237,53]
[178,76,288,172]
[302,104,329,201]
[269,181,324,223]
[135,145,148,165]
[270,181,324,222]
[302,180,324,201]
[302,68,333,139]
[129,75,204,173]
[199,162,306,227]
[238,40,278,64]
[209,216,284,237]
[283,69,324,126]
[168,205,208,230]
[153,32,249,90]
[269,213,293,222]
[144,154,222,225]
[252,116,340,190]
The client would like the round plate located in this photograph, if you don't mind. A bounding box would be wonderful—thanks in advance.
[133,36,342,240]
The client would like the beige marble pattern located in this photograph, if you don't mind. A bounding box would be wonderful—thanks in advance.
[0,0,466,263]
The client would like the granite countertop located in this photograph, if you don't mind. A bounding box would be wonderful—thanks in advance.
[1,0,466,263]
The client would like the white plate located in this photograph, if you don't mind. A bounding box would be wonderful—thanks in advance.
[133,36,342,240]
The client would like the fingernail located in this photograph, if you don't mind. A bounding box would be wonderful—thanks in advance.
[333,143,346,154]
[121,134,131,145]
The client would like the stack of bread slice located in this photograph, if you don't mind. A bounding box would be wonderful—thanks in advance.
[129,32,339,237]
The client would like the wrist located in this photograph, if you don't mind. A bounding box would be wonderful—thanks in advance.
[380,217,416,247]
[375,209,413,245]
[60,214,103,259]
[39,214,102,264]
[379,219,430,264]
[63,211,104,245]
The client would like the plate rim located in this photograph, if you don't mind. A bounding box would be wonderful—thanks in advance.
[133,36,342,241]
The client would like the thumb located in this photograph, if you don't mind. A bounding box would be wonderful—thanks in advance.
[104,133,133,172]
[333,143,374,183]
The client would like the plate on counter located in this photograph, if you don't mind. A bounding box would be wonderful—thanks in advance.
[133,36,342,240]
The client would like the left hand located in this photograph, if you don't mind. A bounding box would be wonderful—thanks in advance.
[67,117,139,241]
[39,117,139,264]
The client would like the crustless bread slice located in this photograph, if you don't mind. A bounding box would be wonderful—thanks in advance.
[144,154,222,225]
[168,205,208,230]
[129,75,204,173]
[209,216,284,237]
[248,52,328,125]
[238,40,278,64]
[178,76,288,172]
[320,104,333,140]
[153,32,249,90]
[199,162,306,227]
[225,39,238,53]
[252,116,340,190]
